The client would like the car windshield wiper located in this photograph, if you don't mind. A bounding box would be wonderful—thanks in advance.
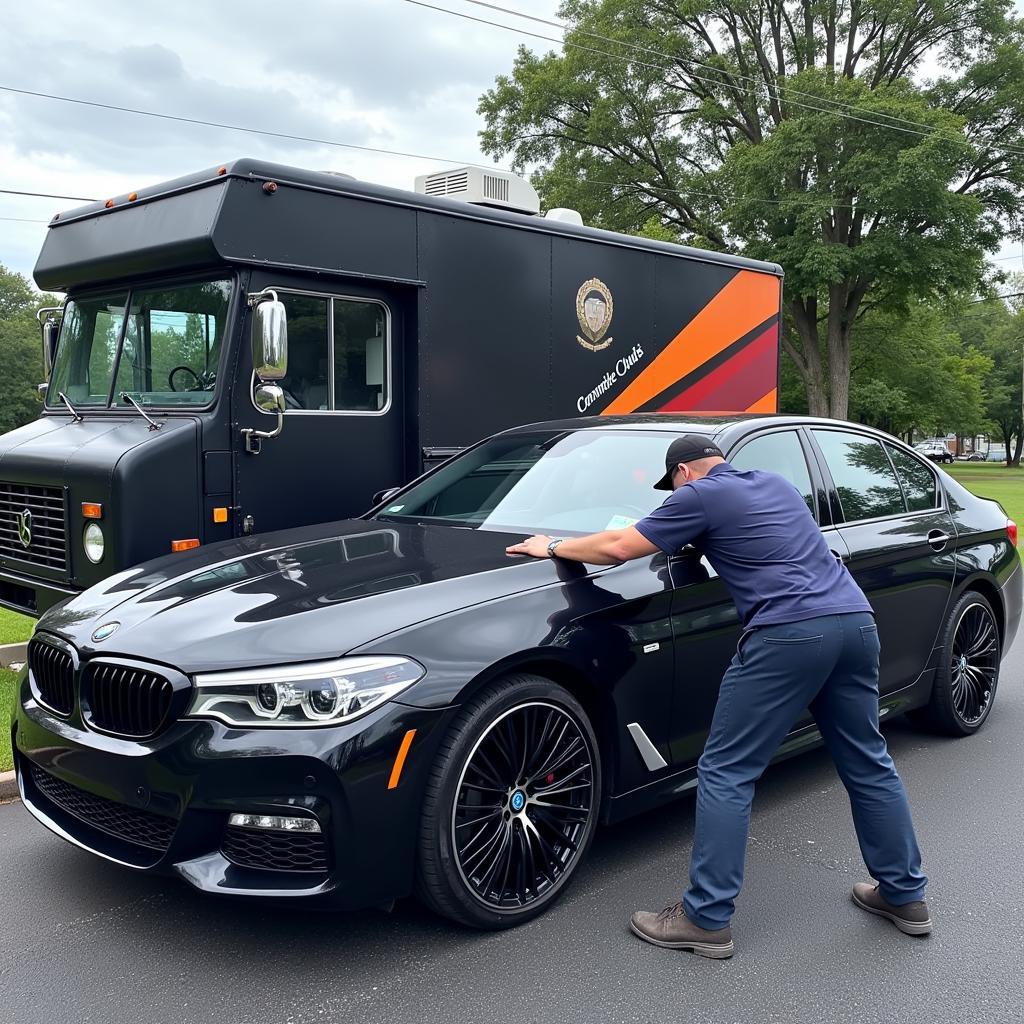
[119,392,163,431]
[57,391,83,422]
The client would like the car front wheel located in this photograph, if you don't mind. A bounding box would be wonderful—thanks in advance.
[416,674,601,928]
[910,591,1000,736]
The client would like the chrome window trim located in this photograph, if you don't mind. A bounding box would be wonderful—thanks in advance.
[248,286,392,418]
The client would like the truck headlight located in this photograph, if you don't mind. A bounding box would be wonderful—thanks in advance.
[83,522,105,563]
[186,656,424,727]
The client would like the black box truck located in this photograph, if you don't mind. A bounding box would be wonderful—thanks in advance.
[0,159,783,615]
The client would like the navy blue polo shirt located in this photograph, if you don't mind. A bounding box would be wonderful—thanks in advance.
[634,463,872,629]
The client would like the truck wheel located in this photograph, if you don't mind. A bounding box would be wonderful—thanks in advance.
[416,674,601,929]
[909,592,1000,736]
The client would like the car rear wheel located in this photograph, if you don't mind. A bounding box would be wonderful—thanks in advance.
[910,592,1000,736]
[416,674,601,929]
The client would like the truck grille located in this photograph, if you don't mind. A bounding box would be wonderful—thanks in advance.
[0,482,67,572]
[222,825,329,873]
[30,763,176,852]
[28,639,75,716]
[85,663,177,738]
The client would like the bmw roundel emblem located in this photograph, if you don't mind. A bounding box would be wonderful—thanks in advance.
[510,790,526,813]
[91,622,120,642]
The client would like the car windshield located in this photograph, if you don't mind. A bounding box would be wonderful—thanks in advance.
[46,277,232,408]
[376,429,683,535]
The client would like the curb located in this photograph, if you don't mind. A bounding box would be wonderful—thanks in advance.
[0,770,18,802]
[0,641,27,669]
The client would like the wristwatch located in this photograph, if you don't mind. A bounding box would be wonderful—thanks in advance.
[547,538,564,558]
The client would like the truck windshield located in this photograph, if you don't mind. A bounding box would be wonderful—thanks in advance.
[375,430,678,535]
[46,277,232,408]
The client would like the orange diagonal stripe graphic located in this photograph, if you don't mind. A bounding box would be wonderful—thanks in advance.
[745,388,778,413]
[602,271,780,414]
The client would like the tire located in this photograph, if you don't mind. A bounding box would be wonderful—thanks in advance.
[909,591,1001,736]
[415,674,601,929]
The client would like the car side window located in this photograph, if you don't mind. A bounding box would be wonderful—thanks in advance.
[730,430,815,515]
[885,444,938,512]
[812,430,906,522]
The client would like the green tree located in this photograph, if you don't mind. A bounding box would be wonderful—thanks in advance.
[479,0,1024,418]
[0,266,59,434]
[848,303,991,439]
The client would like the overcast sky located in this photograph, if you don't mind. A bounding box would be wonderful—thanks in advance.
[1,0,1021,286]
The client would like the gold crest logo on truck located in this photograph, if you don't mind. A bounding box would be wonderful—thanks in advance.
[576,278,614,351]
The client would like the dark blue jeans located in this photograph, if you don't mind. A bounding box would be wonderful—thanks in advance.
[683,612,927,930]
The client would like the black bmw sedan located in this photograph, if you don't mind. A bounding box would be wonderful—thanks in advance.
[11,415,1021,929]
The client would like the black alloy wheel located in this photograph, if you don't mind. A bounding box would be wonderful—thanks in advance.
[910,591,1001,736]
[417,675,601,929]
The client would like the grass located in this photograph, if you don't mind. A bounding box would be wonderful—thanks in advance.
[0,609,31,774]
[945,462,1024,534]
[1,670,17,773]
[0,607,33,646]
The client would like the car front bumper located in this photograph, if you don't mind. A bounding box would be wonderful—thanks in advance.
[12,677,454,909]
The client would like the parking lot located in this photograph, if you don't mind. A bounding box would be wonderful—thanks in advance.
[2,636,1022,1024]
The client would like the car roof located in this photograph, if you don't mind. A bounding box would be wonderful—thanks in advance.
[500,412,894,439]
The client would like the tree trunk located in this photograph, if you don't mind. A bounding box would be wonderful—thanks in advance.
[827,316,851,421]
[1013,432,1023,468]
[788,299,829,417]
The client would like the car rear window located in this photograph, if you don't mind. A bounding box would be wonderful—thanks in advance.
[885,444,938,512]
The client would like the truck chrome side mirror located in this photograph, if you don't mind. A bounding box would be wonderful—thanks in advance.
[254,383,286,415]
[36,306,63,379]
[249,290,288,382]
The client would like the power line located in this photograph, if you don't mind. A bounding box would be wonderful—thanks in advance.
[406,0,1024,158]
[0,187,97,201]
[0,85,511,172]
[460,0,1024,152]
[0,216,50,223]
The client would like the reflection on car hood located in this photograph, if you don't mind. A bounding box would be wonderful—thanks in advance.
[39,519,591,672]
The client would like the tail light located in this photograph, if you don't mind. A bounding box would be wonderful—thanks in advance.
[1008,520,1017,547]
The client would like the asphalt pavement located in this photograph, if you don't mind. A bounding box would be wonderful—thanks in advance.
[2,639,1023,1024]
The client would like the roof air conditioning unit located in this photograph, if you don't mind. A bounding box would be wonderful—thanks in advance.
[545,208,584,226]
[414,167,540,215]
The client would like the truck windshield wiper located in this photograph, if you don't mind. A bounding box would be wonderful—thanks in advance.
[57,391,83,422]
[119,392,163,431]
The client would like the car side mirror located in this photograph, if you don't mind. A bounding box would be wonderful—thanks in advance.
[250,291,288,382]
[372,486,401,506]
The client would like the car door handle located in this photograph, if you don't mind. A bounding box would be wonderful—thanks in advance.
[927,530,951,551]
[829,548,850,565]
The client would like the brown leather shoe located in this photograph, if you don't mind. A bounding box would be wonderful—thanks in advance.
[629,902,734,958]
[852,882,932,936]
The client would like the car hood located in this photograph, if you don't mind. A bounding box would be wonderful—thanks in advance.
[37,518,594,672]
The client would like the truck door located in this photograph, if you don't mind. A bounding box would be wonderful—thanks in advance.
[233,276,406,535]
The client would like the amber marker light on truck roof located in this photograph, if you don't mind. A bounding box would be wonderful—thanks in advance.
[171,538,201,553]
[81,502,103,520]
[104,199,115,208]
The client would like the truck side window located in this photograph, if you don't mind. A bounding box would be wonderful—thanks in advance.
[278,295,330,410]
[333,300,388,412]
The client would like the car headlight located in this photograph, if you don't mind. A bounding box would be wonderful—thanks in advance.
[186,656,424,727]
[83,522,104,563]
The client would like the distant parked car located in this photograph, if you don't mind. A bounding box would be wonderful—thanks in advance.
[965,452,987,462]
[915,441,954,464]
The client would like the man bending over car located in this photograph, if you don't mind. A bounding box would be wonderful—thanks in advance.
[506,434,930,960]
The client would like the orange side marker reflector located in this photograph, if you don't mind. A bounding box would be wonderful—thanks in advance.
[81,502,103,520]
[387,729,417,790]
[171,538,201,552]
[104,199,115,208]
[128,191,138,202]
[212,506,229,524]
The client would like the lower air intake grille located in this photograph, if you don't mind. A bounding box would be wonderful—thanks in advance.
[28,639,75,716]
[85,663,176,738]
[222,825,329,873]
[30,764,177,852]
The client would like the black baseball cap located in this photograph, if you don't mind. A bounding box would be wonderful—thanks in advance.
[654,435,725,490]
